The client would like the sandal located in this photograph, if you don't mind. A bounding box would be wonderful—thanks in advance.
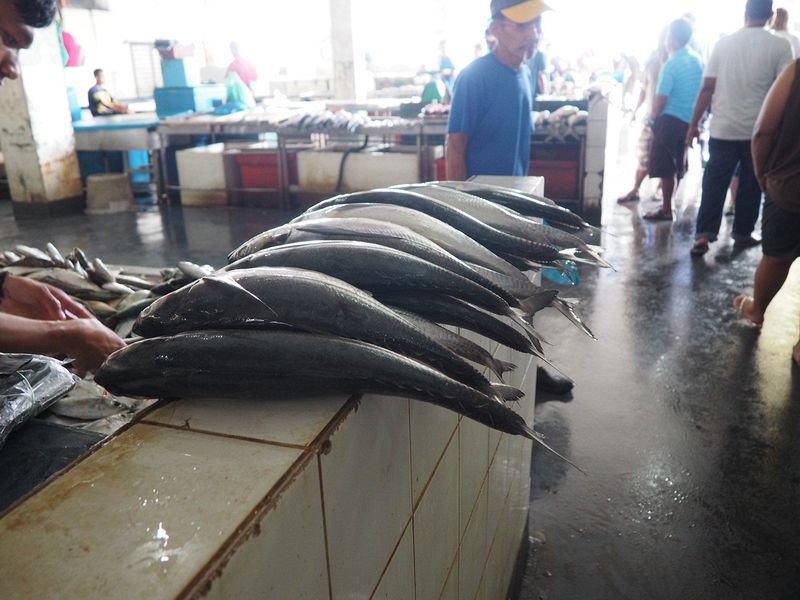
[617,192,640,204]
[733,295,763,328]
[643,208,673,221]
[690,240,709,256]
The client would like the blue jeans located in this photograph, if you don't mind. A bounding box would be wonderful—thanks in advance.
[695,138,763,242]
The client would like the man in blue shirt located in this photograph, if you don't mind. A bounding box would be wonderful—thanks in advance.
[643,18,704,221]
[446,0,549,180]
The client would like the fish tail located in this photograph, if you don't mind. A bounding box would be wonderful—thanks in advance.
[491,383,524,402]
[489,358,517,379]
[552,298,596,340]
[521,425,586,474]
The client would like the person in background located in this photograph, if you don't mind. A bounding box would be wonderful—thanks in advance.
[686,0,793,256]
[771,7,800,57]
[0,0,125,373]
[641,18,704,222]
[438,40,455,96]
[733,59,800,364]
[446,0,545,180]
[447,0,572,394]
[227,42,258,90]
[88,68,128,116]
[617,29,668,205]
[527,46,548,98]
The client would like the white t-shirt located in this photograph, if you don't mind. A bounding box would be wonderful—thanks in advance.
[774,30,800,58]
[705,27,793,140]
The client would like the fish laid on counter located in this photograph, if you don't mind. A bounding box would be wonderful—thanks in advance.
[134,267,520,400]
[395,184,612,269]
[435,180,598,234]
[96,330,539,441]
[303,188,564,264]
[290,202,539,298]
[228,217,535,314]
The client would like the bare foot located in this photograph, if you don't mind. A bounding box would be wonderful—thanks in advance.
[733,295,764,327]
[793,340,800,366]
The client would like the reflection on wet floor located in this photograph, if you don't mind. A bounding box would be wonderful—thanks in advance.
[520,139,800,599]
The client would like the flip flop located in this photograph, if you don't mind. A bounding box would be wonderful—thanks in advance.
[733,295,763,328]
[617,192,640,204]
[690,240,709,256]
[643,208,673,222]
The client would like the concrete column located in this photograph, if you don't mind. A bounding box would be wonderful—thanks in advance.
[0,24,82,218]
[329,0,369,100]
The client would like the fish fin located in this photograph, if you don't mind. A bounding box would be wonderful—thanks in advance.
[508,311,550,348]
[522,425,586,474]
[517,290,559,317]
[551,298,596,340]
[558,247,616,271]
[202,276,280,319]
[489,358,517,379]
[491,383,525,402]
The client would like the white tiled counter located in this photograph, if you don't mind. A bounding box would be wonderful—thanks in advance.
[0,336,536,599]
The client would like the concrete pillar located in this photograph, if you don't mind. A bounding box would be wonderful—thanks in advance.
[329,0,370,100]
[0,25,83,219]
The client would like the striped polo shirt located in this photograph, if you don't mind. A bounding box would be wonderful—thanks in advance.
[656,46,704,123]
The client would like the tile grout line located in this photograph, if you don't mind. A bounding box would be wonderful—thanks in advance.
[140,419,309,451]
[437,548,459,600]
[368,516,415,600]
[177,450,317,599]
[316,454,334,600]
[411,421,459,514]
[407,399,418,600]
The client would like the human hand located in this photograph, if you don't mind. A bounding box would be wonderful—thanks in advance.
[685,125,699,148]
[54,319,125,376]
[1,275,94,321]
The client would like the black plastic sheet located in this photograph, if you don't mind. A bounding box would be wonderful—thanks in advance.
[0,354,76,450]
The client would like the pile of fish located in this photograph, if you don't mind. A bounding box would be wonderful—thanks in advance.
[97,181,610,463]
[279,110,415,134]
[0,244,215,338]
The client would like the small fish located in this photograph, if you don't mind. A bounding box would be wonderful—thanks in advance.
[102,282,136,296]
[72,247,92,271]
[46,243,67,267]
[92,258,115,285]
[177,261,214,280]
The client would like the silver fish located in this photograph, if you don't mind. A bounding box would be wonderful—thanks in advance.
[96,330,534,438]
[178,261,214,280]
[303,188,563,263]
[397,184,613,269]
[102,282,136,295]
[46,243,67,267]
[92,258,115,285]
[226,240,513,317]
[135,267,515,399]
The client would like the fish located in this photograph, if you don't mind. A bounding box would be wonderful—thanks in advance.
[396,184,613,269]
[92,258,116,285]
[13,245,53,267]
[71,247,92,271]
[3,251,22,264]
[102,282,136,296]
[83,300,118,319]
[45,243,67,267]
[28,268,114,300]
[115,273,156,290]
[95,329,536,439]
[225,240,513,318]
[290,203,539,297]
[390,308,517,379]
[302,188,563,263]
[135,267,516,399]
[49,379,131,420]
[106,297,158,328]
[229,217,529,312]
[375,291,543,356]
[435,181,597,234]
[178,261,214,280]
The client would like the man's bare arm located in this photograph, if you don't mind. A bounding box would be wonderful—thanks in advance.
[445,133,468,181]
[686,77,716,146]
[752,62,796,186]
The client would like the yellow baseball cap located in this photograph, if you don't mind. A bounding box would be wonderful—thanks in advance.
[490,0,551,23]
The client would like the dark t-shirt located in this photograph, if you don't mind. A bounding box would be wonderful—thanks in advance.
[527,51,547,96]
[88,85,113,116]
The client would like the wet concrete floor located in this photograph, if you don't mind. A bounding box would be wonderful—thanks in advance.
[1,124,798,600]
[520,134,800,599]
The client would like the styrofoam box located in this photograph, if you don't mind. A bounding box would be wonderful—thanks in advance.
[176,143,227,206]
[297,146,443,193]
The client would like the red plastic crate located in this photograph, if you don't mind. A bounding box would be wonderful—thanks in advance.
[529,159,579,199]
[236,152,298,189]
